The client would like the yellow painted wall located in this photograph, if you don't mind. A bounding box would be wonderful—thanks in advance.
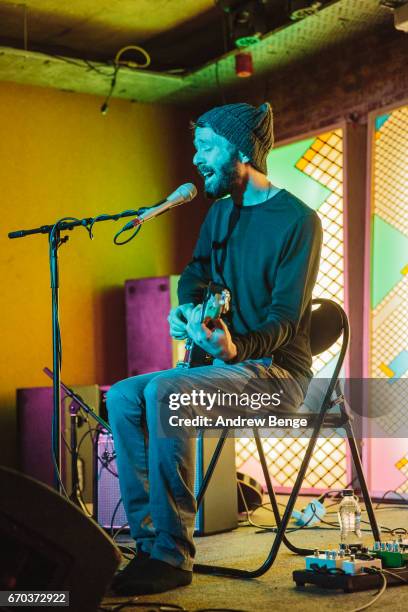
[0,81,193,467]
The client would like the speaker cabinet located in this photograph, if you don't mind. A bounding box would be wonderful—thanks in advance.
[17,385,100,504]
[125,275,184,376]
[94,432,238,536]
[0,466,119,611]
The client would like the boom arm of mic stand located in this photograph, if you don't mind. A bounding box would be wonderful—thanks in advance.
[43,367,112,434]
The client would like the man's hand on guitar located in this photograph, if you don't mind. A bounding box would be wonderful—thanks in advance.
[186,304,238,362]
[168,303,195,340]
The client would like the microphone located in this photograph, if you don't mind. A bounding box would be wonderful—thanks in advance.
[125,183,197,229]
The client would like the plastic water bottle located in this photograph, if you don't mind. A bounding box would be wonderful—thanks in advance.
[338,489,362,543]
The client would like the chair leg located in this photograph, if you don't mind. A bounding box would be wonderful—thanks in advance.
[194,423,322,578]
[254,431,313,556]
[344,419,381,542]
[196,428,229,509]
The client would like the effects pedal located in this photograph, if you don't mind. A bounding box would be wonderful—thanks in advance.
[370,540,408,568]
[304,546,381,575]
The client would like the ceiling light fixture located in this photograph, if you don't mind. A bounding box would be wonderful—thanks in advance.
[217,1,265,78]
[289,1,322,21]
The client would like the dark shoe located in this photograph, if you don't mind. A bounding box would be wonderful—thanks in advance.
[113,558,192,595]
[110,549,150,590]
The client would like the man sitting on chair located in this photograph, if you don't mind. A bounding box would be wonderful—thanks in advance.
[107,102,322,595]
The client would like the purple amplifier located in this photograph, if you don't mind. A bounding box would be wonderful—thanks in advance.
[125,275,182,377]
[94,431,128,531]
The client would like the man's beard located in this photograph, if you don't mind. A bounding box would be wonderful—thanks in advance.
[203,155,240,199]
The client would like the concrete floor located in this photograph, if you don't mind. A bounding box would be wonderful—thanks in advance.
[102,497,408,612]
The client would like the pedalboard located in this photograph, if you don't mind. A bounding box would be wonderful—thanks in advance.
[293,565,408,593]
[294,541,408,593]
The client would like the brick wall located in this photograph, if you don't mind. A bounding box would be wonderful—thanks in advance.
[230,24,408,141]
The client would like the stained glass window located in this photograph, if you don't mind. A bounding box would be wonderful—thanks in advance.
[235,129,348,492]
[369,104,408,497]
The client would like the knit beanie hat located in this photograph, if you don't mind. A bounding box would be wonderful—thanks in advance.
[195,102,274,174]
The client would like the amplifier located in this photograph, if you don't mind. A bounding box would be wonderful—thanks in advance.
[125,275,184,376]
[94,432,238,536]
[17,384,101,504]
[94,432,127,531]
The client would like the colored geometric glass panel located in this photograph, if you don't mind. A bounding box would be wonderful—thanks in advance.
[395,454,408,495]
[370,104,408,442]
[236,129,347,492]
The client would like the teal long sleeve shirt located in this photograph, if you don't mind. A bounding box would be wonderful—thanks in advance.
[177,189,323,379]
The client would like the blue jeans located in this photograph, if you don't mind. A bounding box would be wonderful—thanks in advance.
[106,358,305,571]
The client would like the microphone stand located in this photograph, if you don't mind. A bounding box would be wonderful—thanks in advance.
[51,227,62,488]
[8,209,143,491]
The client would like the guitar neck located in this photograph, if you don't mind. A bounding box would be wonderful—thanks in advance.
[178,285,231,369]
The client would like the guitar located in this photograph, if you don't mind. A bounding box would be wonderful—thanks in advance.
[177,282,231,368]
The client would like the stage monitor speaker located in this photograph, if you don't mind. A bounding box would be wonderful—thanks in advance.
[125,275,183,376]
[95,432,238,536]
[17,385,100,504]
[0,466,120,612]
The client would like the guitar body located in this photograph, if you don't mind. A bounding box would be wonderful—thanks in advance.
[177,283,231,369]
[183,338,214,368]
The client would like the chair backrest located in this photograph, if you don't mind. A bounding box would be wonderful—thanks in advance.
[302,299,349,416]
[310,298,348,357]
